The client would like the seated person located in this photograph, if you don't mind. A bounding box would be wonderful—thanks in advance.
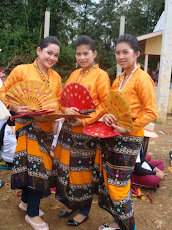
[131,125,167,189]
[0,118,17,164]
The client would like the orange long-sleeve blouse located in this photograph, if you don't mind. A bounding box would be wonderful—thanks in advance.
[112,65,158,136]
[0,60,62,104]
[64,64,111,126]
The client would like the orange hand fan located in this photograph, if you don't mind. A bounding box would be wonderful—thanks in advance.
[103,90,134,133]
[84,121,121,138]
[61,83,96,114]
[4,80,59,111]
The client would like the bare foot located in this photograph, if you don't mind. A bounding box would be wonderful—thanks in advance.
[29,216,45,224]
[73,214,87,223]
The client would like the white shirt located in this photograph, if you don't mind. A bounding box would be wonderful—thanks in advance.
[0,120,17,163]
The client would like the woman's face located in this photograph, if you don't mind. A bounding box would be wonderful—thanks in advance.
[37,43,60,69]
[75,44,97,71]
[115,42,140,73]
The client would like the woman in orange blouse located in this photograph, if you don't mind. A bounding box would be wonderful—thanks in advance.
[52,35,111,226]
[98,34,158,230]
[0,36,62,230]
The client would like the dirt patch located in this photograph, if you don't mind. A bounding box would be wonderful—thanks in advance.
[0,123,172,230]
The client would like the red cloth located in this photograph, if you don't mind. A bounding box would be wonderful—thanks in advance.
[131,158,164,188]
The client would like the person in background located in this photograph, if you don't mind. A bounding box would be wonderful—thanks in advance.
[131,126,167,189]
[152,69,159,83]
[52,35,111,226]
[98,34,158,230]
[0,36,62,230]
[0,117,16,165]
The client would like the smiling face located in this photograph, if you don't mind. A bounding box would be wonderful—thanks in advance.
[75,44,97,72]
[37,43,60,73]
[115,42,140,75]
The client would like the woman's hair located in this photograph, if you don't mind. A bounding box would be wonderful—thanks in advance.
[75,35,96,51]
[38,36,60,50]
[116,34,140,53]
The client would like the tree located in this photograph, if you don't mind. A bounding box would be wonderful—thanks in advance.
[0,0,165,81]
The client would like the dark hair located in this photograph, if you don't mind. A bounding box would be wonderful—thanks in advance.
[75,35,96,52]
[38,36,60,50]
[116,34,140,53]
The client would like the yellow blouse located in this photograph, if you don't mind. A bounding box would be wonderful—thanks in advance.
[0,60,62,104]
[64,64,111,126]
[112,65,158,136]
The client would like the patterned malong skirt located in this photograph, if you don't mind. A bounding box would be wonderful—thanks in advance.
[97,135,143,230]
[11,118,54,195]
[52,122,98,210]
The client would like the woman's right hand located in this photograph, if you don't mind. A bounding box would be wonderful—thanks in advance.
[156,168,167,180]
[64,107,80,115]
[9,105,30,114]
[102,113,116,126]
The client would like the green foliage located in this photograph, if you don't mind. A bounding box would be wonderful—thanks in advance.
[0,0,165,80]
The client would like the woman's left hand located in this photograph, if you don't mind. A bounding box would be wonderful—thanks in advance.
[67,118,82,127]
[111,123,128,135]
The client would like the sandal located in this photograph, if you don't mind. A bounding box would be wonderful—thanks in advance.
[25,215,49,230]
[98,223,120,230]
[19,203,44,217]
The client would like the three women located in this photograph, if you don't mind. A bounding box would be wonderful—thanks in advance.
[0,33,158,230]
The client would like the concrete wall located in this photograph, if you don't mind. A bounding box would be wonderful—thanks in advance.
[155,88,172,114]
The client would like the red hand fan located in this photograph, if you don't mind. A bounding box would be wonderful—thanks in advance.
[84,121,122,138]
[61,83,96,114]
[10,109,56,121]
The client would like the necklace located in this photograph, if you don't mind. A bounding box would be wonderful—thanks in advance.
[118,64,138,92]
[75,64,98,84]
[33,59,50,86]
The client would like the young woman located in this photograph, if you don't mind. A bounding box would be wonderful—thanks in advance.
[52,35,111,226]
[0,36,62,230]
[98,34,158,230]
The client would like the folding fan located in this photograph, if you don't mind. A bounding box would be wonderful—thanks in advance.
[84,121,121,138]
[4,80,59,112]
[61,82,96,114]
[10,109,56,121]
[103,90,134,133]
[42,113,91,122]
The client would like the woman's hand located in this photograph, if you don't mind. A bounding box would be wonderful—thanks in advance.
[50,147,56,158]
[9,105,30,114]
[65,107,80,115]
[111,123,129,135]
[102,113,116,126]
[67,118,82,127]
[155,168,167,180]
[65,107,82,126]
[50,150,55,158]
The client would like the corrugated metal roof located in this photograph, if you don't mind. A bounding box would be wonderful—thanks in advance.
[153,11,164,32]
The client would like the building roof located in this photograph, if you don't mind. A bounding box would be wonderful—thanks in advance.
[153,11,164,32]
[137,30,163,41]
[137,11,164,41]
